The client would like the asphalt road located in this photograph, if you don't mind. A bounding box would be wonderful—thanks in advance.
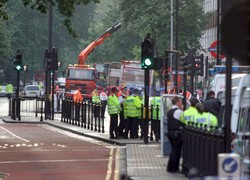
[0,123,119,180]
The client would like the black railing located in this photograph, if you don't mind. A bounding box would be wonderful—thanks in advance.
[61,98,105,133]
[182,122,225,176]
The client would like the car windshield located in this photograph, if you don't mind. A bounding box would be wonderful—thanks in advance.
[68,69,95,80]
[26,86,39,91]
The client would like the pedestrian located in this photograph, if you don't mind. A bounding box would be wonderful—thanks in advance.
[92,88,100,118]
[202,90,221,119]
[166,96,184,173]
[117,87,127,137]
[124,88,141,139]
[194,103,218,129]
[73,88,83,103]
[180,97,199,125]
[100,89,108,118]
[6,83,13,98]
[150,92,161,141]
[134,88,143,138]
[107,87,120,139]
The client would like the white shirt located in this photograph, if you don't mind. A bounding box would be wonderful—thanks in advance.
[100,92,108,101]
[171,105,183,121]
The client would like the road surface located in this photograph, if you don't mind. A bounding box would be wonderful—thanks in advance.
[0,123,119,180]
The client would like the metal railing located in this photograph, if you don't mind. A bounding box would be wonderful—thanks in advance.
[61,98,105,133]
[182,122,225,176]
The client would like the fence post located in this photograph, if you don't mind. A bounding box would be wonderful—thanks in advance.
[98,103,101,132]
[40,96,43,121]
[84,101,87,129]
[35,95,38,117]
[150,105,153,141]
[94,103,97,131]
[8,95,11,116]
[91,102,94,130]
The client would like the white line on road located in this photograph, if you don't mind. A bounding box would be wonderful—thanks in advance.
[105,148,114,180]
[0,126,29,143]
[0,158,111,164]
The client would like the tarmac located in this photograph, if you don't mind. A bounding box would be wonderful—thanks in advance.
[0,97,187,179]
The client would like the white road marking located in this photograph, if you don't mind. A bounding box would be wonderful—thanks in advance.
[0,126,29,142]
[0,158,110,164]
[105,148,114,180]
[39,125,112,148]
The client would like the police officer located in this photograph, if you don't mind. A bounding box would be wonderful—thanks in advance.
[92,88,100,118]
[117,87,127,137]
[124,88,141,139]
[150,92,161,141]
[194,103,218,129]
[180,97,199,125]
[166,96,184,173]
[134,88,143,138]
[107,87,120,139]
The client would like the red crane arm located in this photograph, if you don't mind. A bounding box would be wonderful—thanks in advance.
[78,22,122,65]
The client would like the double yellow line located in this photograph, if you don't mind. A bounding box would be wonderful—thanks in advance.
[105,148,120,180]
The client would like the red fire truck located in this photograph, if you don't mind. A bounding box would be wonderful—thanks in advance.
[65,22,121,99]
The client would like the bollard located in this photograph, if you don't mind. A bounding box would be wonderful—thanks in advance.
[11,97,16,120]
[8,96,11,116]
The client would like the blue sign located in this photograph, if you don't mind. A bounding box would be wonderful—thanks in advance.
[222,158,238,173]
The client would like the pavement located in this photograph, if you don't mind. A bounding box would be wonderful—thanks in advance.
[0,97,187,179]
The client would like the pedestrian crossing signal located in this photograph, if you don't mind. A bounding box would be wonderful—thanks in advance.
[14,50,22,71]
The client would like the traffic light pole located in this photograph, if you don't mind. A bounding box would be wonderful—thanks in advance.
[16,70,20,121]
[183,68,187,110]
[144,69,150,144]
[174,0,179,92]
[216,0,221,65]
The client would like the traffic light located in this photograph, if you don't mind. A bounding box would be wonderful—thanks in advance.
[15,51,22,71]
[179,55,188,72]
[141,37,154,69]
[52,47,58,70]
[194,54,204,76]
[44,49,52,71]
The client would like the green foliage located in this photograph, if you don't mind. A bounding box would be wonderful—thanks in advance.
[0,0,100,36]
[85,0,206,63]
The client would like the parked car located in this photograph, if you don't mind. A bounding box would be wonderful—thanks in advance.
[0,86,7,97]
[23,85,43,98]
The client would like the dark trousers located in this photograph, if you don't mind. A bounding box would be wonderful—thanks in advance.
[118,111,127,136]
[93,105,100,118]
[125,117,137,138]
[110,114,118,138]
[152,120,160,141]
[101,100,107,118]
[167,132,183,172]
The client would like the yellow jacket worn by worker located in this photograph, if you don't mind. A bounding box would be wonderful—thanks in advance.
[108,95,121,115]
[194,112,218,128]
[92,89,100,103]
[150,96,161,120]
[124,95,141,118]
[134,95,142,117]
[180,106,198,125]
[6,84,13,94]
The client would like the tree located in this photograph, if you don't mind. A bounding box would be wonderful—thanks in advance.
[0,0,100,36]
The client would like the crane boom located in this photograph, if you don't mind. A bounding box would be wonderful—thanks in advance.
[78,21,122,65]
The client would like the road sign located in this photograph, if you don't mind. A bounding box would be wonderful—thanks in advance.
[218,153,241,177]
[208,41,225,59]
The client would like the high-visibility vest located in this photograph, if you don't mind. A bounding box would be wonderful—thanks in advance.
[134,95,142,117]
[92,90,100,103]
[108,95,120,115]
[180,106,198,125]
[73,90,83,102]
[194,112,218,129]
[150,96,161,120]
[124,96,140,118]
[6,84,13,93]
